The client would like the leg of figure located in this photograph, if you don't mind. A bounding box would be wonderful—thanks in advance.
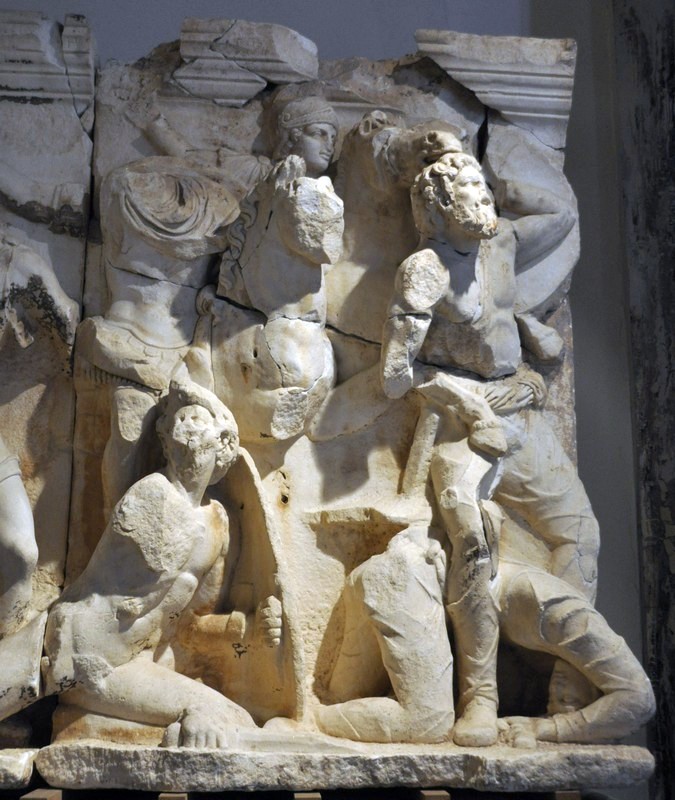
[0,474,38,636]
[430,440,501,746]
[499,565,655,744]
[326,568,390,703]
[495,409,600,602]
[495,409,602,714]
[316,528,454,743]
[64,655,256,748]
[102,385,159,517]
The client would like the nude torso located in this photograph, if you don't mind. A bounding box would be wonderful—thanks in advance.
[420,220,521,379]
[105,264,205,349]
[45,474,228,686]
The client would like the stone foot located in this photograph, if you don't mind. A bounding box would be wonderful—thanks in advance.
[452,698,498,747]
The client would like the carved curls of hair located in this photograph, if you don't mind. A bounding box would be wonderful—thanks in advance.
[411,152,479,209]
[156,379,239,472]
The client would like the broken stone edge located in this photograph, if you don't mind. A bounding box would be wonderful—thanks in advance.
[0,749,38,789]
[34,743,654,793]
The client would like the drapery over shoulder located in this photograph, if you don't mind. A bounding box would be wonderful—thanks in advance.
[100,157,241,263]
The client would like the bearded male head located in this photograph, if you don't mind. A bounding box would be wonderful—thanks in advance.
[156,379,239,486]
[411,152,498,242]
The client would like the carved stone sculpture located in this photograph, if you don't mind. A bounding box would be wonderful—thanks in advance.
[377,151,598,745]
[0,227,78,641]
[316,147,653,750]
[0,226,79,746]
[210,153,343,441]
[44,379,260,746]
[0,12,657,796]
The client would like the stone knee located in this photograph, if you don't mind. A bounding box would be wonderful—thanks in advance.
[540,596,608,656]
[324,531,455,743]
[539,596,655,738]
[317,695,453,744]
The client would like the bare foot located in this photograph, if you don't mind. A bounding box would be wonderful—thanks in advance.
[164,710,239,749]
[452,698,498,747]
[500,715,558,749]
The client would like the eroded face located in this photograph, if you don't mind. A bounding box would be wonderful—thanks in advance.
[444,165,498,239]
[290,123,337,177]
[165,404,219,479]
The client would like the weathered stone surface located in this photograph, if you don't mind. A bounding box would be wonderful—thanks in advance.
[61,13,96,124]
[0,13,657,795]
[0,613,46,721]
[0,11,95,127]
[416,29,576,149]
[0,748,37,789]
[35,742,654,792]
[0,9,89,618]
[172,18,318,106]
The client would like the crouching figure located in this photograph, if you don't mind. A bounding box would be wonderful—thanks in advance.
[43,379,259,748]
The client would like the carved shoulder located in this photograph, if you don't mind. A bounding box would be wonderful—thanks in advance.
[111,474,195,575]
[394,249,449,314]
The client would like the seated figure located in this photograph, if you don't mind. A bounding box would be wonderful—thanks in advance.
[43,379,278,748]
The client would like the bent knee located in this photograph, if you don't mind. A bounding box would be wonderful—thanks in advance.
[614,670,656,731]
[630,679,657,728]
[0,532,38,577]
[538,596,610,652]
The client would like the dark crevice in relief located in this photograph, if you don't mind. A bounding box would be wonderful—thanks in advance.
[0,94,55,105]
[0,190,87,239]
[476,108,489,163]
[324,321,379,348]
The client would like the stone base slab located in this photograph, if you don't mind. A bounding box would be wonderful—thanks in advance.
[34,742,654,793]
[0,748,38,788]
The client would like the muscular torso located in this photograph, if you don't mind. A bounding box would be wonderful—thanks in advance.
[420,220,521,379]
[240,235,326,324]
[105,263,206,349]
[45,474,228,683]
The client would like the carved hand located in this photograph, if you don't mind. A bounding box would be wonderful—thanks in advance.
[256,595,283,647]
[483,370,546,414]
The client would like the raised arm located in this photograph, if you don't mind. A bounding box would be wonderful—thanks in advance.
[380,249,449,399]
[494,178,576,270]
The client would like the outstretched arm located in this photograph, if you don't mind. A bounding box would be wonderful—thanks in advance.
[494,179,576,270]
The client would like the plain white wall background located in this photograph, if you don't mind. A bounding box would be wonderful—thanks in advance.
[2,2,647,797]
